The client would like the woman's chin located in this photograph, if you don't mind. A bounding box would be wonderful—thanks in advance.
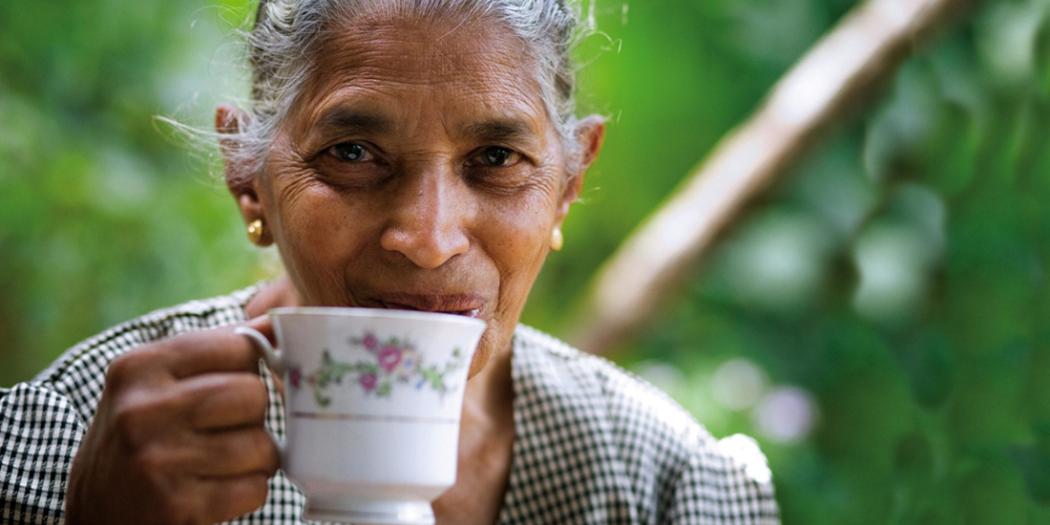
[466,347,491,380]
[465,325,508,380]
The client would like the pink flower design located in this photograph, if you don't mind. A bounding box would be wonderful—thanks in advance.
[362,333,378,351]
[394,349,421,380]
[301,331,467,403]
[378,346,403,373]
[359,373,377,391]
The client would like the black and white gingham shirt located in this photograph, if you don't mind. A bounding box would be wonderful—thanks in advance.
[0,285,779,524]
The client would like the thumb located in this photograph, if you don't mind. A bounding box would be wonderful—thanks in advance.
[244,314,275,345]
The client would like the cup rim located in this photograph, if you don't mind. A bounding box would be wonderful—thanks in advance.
[267,306,487,329]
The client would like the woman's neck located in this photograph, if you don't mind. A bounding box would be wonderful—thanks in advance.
[463,338,515,426]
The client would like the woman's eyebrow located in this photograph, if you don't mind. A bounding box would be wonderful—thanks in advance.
[313,108,393,135]
[462,119,536,144]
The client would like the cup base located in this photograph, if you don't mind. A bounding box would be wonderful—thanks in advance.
[304,497,435,525]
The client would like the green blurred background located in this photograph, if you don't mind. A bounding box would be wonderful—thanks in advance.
[2,0,1049,523]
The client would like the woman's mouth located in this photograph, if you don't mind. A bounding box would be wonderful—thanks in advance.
[373,294,486,319]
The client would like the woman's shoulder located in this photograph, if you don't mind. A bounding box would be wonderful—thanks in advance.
[29,284,260,422]
[513,324,701,434]
[509,326,778,523]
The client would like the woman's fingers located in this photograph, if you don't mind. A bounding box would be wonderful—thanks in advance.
[69,322,280,525]
[167,317,274,379]
[243,314,276,340]
[189,426,280,478]
[180,373,269,430]
[166,329,261,378]
[197,473,272,524]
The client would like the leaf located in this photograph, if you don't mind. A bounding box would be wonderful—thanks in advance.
[314,389,331,407]
[429,374,445,391]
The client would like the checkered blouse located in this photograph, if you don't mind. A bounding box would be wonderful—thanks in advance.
[0,285,779,524]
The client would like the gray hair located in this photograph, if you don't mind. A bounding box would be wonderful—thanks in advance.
[228,0,592,183]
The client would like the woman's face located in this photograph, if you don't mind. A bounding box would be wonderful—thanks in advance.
[225,14,603,376]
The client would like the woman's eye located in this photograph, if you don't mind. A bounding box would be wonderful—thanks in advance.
[474,146,521,167]
[328,142,371,162]
[315,141,389,188]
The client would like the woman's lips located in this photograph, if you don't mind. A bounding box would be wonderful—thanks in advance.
[372,293,486,318]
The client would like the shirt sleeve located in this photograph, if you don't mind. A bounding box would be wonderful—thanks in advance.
[1,382,87,524]
[663,433,780,524]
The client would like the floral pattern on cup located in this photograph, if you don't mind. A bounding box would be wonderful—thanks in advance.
[286,332,466,407]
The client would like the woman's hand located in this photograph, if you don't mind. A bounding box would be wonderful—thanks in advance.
[64,317,279,525]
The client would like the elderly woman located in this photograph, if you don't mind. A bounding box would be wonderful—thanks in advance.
[0,1,778,523]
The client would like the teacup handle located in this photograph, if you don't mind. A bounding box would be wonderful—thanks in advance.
[234,326,288,466]
[235,326,285,374]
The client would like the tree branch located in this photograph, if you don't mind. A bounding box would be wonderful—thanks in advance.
[569,0,976,354]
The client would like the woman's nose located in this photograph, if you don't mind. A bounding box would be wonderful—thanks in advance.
[379,168,470,269]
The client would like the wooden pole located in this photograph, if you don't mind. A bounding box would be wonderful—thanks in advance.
[569,0,975,354]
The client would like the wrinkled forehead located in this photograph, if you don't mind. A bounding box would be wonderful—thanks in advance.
[285,10,552,138]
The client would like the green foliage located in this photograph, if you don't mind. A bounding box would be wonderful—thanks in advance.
[544,1,1050,523]
[2,0,1048,523]
[0,0,267,383]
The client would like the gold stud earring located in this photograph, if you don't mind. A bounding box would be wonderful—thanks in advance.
[550,227,564,252]
[247,219,266,246]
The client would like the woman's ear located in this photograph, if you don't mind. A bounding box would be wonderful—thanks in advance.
[216,104,251,191]
[216,104,272,246]
[556,115,606,224]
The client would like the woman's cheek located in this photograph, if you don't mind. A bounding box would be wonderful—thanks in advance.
[273,179,367,293]
[481,169,562,230]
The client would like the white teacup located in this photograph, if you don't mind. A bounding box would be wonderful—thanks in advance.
[236,307,486,525]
